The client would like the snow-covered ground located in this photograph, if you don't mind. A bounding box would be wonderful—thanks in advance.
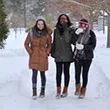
[0,27,110,110]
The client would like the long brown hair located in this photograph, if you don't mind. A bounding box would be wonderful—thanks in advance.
[34,19,48,34]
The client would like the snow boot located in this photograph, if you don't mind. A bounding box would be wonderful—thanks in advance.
[56,87,61,99]
[32,88,37,100]
[61,87,68,98]
[39,87,45,98]
[74,83,81,96]
[78,87,86,99]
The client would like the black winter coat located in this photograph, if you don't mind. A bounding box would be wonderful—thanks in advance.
[51,27,74,62]
[73,30,96,60]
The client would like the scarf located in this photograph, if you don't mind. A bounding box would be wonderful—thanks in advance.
[56,23,68,35]
[74,28,90,60]
[32,26,45,37]
[77,28,90,44]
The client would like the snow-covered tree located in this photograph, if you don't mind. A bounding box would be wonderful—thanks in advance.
[0,0,9,49]
[70,0,105,29]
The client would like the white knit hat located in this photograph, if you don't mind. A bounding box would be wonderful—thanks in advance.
[36,16,46,21]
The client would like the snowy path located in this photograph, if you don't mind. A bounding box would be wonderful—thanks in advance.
[0,50,110,110]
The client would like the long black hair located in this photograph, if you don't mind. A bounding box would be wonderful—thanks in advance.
[56,14,72,27]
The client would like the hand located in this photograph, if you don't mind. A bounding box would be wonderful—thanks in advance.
[75,28,83,35]
[70,24,75,29]
[76,43,84,50]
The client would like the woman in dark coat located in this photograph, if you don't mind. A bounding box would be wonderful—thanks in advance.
[24,18,52,99]
[73,19,96,99]
[51,14,74,98]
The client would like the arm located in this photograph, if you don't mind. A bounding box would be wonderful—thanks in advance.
[84,30,96,51]
[24,33,33,55]
[50,30,56,57]
[47,34,52,55]
[70,28,78,45]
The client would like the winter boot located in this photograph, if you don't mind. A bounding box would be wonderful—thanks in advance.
[32,88,37,100]
[78,87,86,99]
[61,87,68,98]
[39,87,45,98]
[56,87,61,99]
[74,83,81,96]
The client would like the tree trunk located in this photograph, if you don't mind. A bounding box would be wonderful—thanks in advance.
[107,16,110,48]
[107,0,110,48]
[89,10,93,30]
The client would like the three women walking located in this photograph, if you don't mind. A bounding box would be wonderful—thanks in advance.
[24,16,96,100]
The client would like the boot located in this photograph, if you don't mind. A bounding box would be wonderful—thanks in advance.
[39,87,45,98]
[61,87,68,98]
[78,87,86,99]
[74,83,81,96]
[56,87,61,99]
[32,88,37,100]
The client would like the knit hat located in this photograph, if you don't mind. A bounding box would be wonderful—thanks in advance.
[36,16,46,21]
[79,19,89,28]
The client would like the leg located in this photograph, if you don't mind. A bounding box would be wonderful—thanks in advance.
[39,71,46,98]
[40,71,46,88]
[56,62,63,87]
[79,60,92,98]
[61,62,71,97]
[55,62,63,98]
[64,62,71,87]
[82,60,92,88]
[74,60,82,85]
[32,69,38,88]
[74,60,82,95]
[32,69,38,99]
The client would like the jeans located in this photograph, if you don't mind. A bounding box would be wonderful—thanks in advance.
[32,69,46,88]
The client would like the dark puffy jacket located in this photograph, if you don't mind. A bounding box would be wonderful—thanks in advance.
[73,30,96,60]
[51,27,74,62]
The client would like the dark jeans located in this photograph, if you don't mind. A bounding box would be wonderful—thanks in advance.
[74,59,92,88]
[32,69,46,89]
[56,62,71,87]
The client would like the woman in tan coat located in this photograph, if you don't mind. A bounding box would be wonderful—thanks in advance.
[24,18,52,100]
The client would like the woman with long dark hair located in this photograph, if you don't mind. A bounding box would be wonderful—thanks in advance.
[51,14,74,98]
[24,18,52,100]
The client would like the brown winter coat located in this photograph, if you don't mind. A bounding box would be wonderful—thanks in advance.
[24,30,52,71]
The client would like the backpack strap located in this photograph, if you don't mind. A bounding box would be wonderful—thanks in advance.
[29,29,33,47]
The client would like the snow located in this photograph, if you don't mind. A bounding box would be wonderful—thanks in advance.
[0,27,110,110]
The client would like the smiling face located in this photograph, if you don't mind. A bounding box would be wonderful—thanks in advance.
[79,21,89,31]
[60,15,68,24]
[36,20,44,30]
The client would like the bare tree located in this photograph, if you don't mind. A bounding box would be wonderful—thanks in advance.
[106,0,110,47]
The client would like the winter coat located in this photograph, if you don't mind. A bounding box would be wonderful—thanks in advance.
[51,27,74,62]
[24,29,52,71]
[73,30,96,60]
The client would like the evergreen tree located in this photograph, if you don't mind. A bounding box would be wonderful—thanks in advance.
[0,0,9,49]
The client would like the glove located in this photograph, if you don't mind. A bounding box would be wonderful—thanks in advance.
[75,28,83,35]
[76,43,84,50]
